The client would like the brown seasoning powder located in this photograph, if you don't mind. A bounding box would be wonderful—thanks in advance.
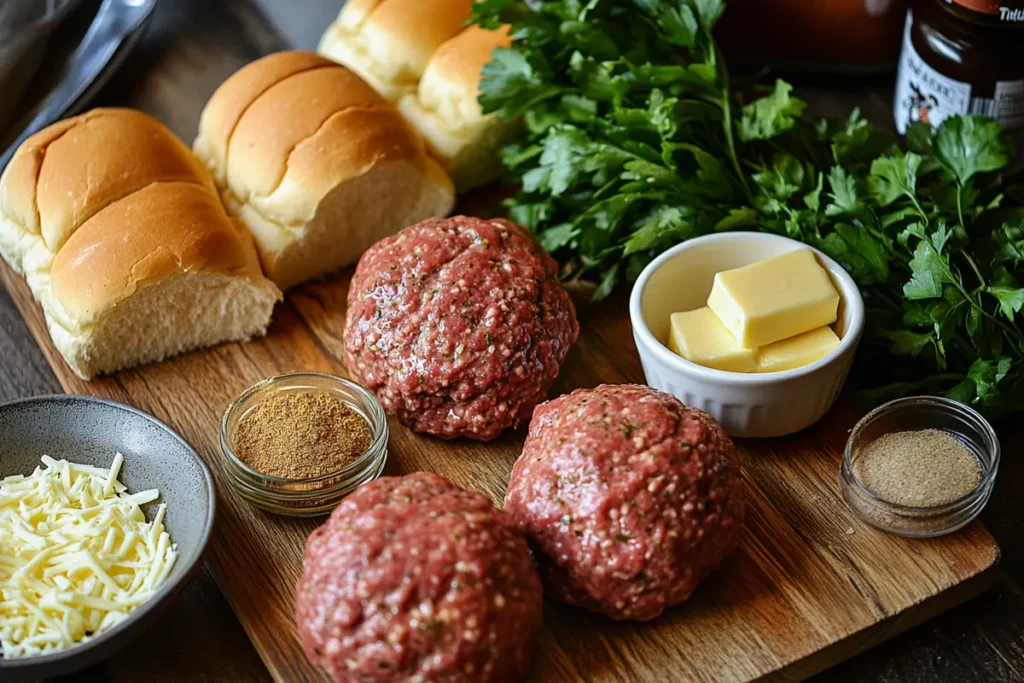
[235,391,372,479]
[852,428,982,507]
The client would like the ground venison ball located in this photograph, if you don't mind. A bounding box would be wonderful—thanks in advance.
[344,216,578,441]
[296,473,544,683]
[504,384,746,621]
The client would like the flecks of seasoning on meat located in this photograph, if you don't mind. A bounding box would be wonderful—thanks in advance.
[504,384,746,621]
[296,473,543,683]
[343,216,579,441]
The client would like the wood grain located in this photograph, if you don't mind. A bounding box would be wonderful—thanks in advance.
[0,255,1000,682]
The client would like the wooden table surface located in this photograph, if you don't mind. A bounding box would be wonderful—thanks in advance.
[2,1,1021,681]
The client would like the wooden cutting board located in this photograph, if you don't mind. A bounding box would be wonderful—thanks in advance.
[0,259,999,682]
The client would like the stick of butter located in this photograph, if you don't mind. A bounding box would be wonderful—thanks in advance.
[668,307,758,372]
[707,249,840,348]
[756,326,840,373]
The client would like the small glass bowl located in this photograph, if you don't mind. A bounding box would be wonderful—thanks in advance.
[220,372,388,517]
[839,396,999,538]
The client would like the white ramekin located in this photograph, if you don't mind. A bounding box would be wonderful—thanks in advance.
[629,232,865,438]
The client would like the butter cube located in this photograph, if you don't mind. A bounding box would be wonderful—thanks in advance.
[757,326,841,373]
[668,307,758,372]
[707,249,840,348]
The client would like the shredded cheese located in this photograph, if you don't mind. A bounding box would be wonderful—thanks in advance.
[0,454,177,658]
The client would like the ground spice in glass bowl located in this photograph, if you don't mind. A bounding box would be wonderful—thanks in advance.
[234,391,372,479]
[839,396,999,538]
[220,372,388,517]
[851,429,982,508]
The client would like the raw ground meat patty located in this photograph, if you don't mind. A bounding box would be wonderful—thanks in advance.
[296,472,544,683]
[344,216,578,440]
[504,384,746,621]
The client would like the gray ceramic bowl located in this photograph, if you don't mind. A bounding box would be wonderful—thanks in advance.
[0,395,215,680]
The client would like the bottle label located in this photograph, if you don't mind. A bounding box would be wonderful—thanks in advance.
[894,11,971,133]
[894,10,1024,134]
[994,80,1024,130]
[945,0,1024,22]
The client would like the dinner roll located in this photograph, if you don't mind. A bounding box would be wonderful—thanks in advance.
[0,108,280,380]
[0,108,214,275]
[193,51,455,290]
[397,25,515,191]
[317,0,472,100]
[318,2,514,191]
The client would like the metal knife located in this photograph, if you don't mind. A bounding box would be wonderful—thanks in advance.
[0,0,157,171]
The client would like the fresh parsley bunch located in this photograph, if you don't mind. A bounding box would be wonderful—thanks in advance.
[473,0,1024,415]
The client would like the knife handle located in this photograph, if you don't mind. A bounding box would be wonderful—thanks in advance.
[0,0,155,172]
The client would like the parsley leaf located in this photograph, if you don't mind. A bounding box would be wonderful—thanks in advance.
[479,48,565,118]
[966,357,1013,402]
[987,286,1024,321]
[738,80,807,142]
[693,0,726,25]
[935,115,1009,185]
[819,224,890,284]
[634,0,698,47]
[868,151,922,206]
[886,329,935,357]
[903,224,955,300]
[593,262,621,301]
[539,223,576,252]
[623,206,692,255]
[825,166,860,215]
[905,121,934,155]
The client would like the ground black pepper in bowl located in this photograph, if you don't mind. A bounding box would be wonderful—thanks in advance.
[839,396,999,538]
[851,429,982,508]
[234,391,372,479]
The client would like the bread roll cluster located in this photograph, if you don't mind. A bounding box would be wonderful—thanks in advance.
[0,109,280,380]
[193,52,455,291]
[0,0,515,379]
[319,0,514,191]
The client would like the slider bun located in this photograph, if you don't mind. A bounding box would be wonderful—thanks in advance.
[317,0,472,100]
[398,25,516,191]
[193,50,332,184]
[0,108,213,273]
[48,182,269,327]
[0,108,280,380]
[193,51,455,290]
[43,182,279,379]
[317,2,516,192]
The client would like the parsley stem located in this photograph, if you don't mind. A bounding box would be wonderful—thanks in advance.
[977,305,1024,357]
[936,244,1024,358]
[715,46,753,204]
[908,194,929,226]
[957,287,1024,359]
[962,252,986,289]
[956,185,967,235]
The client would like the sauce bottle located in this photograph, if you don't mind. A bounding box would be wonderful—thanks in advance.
[894,0,1024,142]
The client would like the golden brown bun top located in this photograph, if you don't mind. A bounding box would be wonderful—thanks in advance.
[343,0,473,65]
[194,50,453,219]
[0,117,78,239]
[260,102,444,219]
[0,108,213,253]
[50,181,270,324]
[326,0,474,95]
[224,63,387,197]
[421,24,512,101]
[194,51,336,182]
